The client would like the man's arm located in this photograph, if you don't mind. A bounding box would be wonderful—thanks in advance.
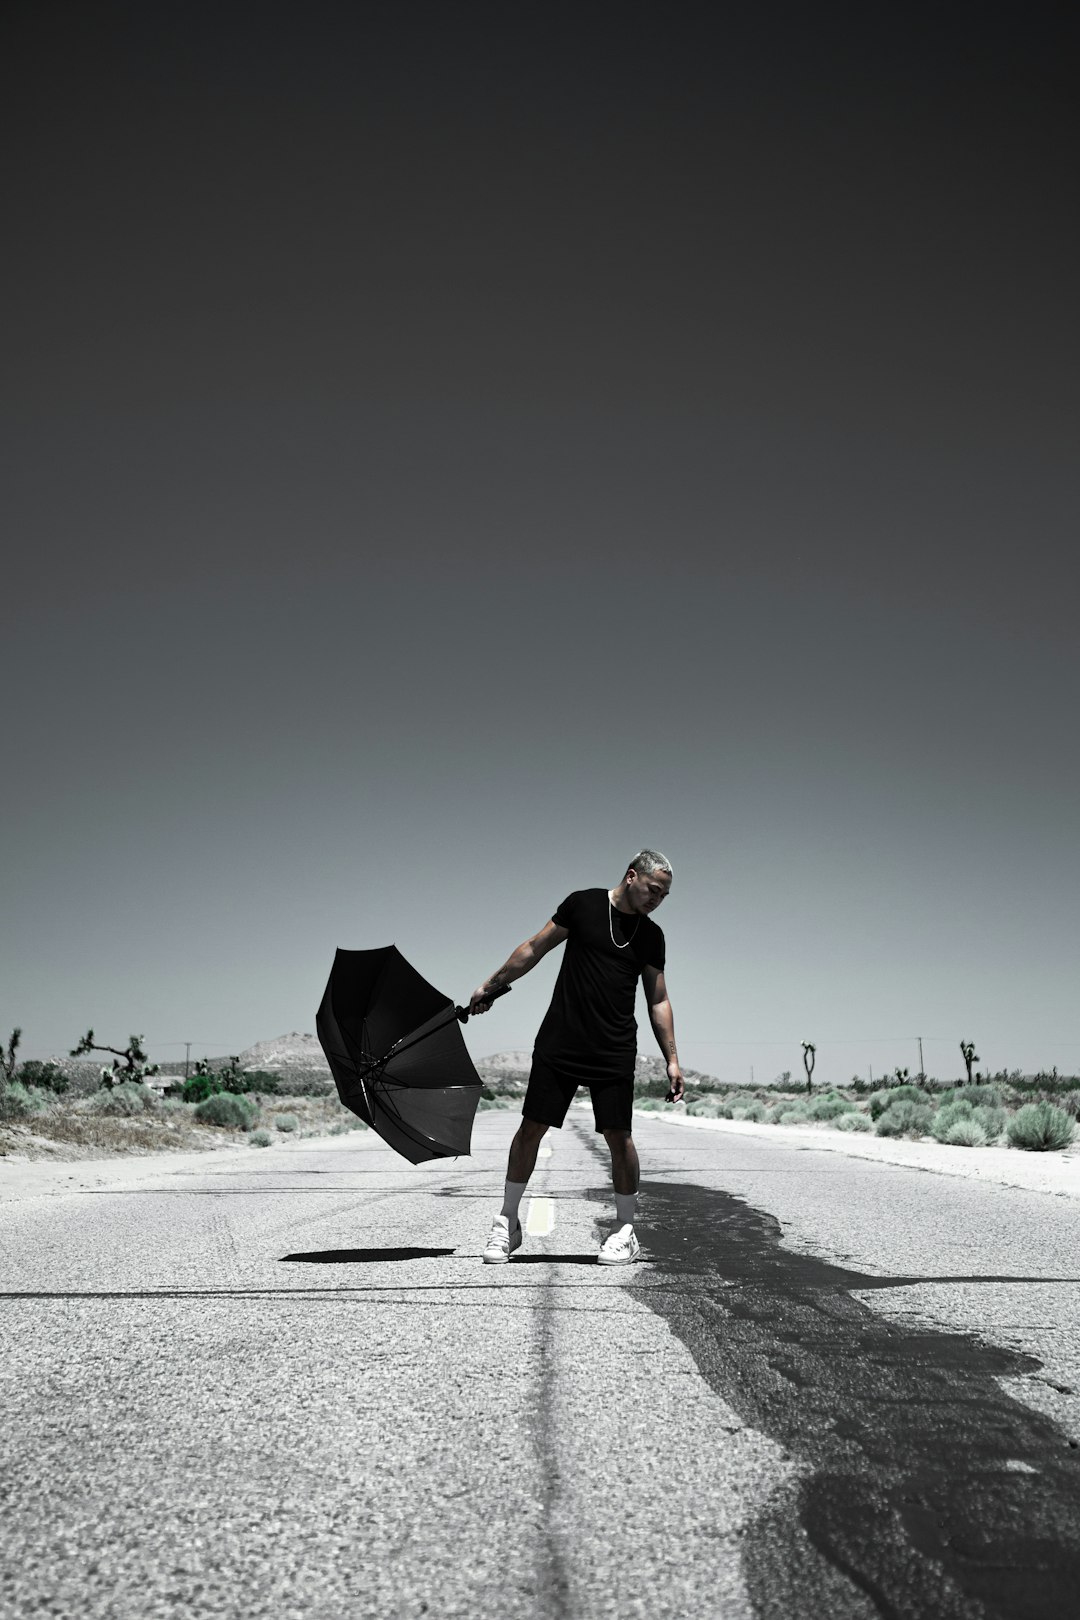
[642,964,685,1102]
[469,920,569,1014]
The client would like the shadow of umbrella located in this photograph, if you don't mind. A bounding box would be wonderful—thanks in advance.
[280,1247,458,1263]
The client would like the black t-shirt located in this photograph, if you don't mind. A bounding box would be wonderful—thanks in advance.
[534,888,666,1083]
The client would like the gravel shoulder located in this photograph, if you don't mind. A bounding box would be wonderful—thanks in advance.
[636,1107,1080,1200]
[0,1126,366,1203]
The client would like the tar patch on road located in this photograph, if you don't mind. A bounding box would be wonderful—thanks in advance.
[624,1171,1080,1619]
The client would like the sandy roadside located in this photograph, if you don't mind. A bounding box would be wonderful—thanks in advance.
[636,1107,1080,1201]
[0,1129,372,1204]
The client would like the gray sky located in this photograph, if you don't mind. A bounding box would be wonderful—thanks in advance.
[4,2,1077,1086]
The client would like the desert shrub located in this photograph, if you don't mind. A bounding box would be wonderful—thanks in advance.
[87,1082,159,1117]
[971,1104,1006,1140]
[635,1096,667,1111]
[806,1092,855,1122]
[949,1083,1004,1109]
[1060,1093,1080,1119]
[768,1101,805,1124]
[776,1108,809,1126]
[193,1092,258,1129]
[477,1095,518,1110]
[739,1099,767,1121]
[1007,1102,1076,1153]
[635,1076,674,1099]
[0,1080,48,1119]
[217,1071,254,1096]
[182,1074,220,1104]
[945,1117,988,1147]
[868,1085,925,1120]
[930,1099,973,1141]
[15,1060,69,1095]
[274,1113,299,1132]
[242,1070,281,1094]
[183,1067,281,1101]
[836,1111,872,1133]
[250,1129,273,1147]
[686,1097,723,1117]
[875,1099,933,1138]
[260,1069,333,1097]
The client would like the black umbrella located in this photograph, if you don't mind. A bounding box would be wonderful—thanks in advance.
[316,945,510,1165]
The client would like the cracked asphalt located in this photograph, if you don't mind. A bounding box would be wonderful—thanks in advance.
[3,1110,1079,1618]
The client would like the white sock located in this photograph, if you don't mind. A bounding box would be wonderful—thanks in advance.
[500,1180,528,1225]
[614,1191,637,1228]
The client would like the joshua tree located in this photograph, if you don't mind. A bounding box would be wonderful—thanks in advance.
[1,1027,21,1091]
[195,1054,241,1081]
[69,1030,159,1088]
[892,1066,910,1086]
[960,1040,978,1085]
[801,1042,816,1097]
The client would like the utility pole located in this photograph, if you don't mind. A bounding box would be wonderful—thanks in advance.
[184,1042,191,1078]
[869,1064,873,1087]
[918,1036,925,1084]
[750,1064,754,1085]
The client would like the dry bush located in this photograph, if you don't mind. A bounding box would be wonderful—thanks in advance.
[1007,1102,1076,1152]
[874,1099,934,1138]
[944,1117,988,1147]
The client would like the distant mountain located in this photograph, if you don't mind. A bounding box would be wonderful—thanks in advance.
[475,1049,534,1072]
[236,1031,329,1071]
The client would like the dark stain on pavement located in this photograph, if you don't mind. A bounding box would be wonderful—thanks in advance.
[573,1124,1080,1620]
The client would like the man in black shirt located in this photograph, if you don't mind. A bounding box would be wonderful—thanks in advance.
[469,849,684,1266]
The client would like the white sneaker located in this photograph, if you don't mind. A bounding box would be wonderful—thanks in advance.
[483,1215,522,1264]
[598,1224,641,1266]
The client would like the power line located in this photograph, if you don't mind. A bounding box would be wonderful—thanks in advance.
[678,1036,970,1047]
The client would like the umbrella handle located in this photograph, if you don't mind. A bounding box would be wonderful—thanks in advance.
[455,983,512,1023]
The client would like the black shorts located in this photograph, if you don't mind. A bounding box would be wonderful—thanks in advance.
[522,1052,634,1134]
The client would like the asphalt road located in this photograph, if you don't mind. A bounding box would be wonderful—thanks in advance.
[3,1110,1080,1619]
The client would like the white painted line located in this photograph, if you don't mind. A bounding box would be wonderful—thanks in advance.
[525,1196,555,1236]
[538,1145,553,1159]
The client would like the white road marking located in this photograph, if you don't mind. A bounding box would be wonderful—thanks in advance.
[525,1196,555,1236]
[538,1145,553,1158]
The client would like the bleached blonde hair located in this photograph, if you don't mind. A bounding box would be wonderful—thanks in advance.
[625,849,673,879]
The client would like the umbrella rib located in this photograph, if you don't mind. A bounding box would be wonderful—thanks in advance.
[379,1005,463,1067]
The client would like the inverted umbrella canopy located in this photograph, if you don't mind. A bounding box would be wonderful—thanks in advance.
[316,945,509,1165]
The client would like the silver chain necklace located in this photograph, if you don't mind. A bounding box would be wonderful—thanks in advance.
[608,892,640,948]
